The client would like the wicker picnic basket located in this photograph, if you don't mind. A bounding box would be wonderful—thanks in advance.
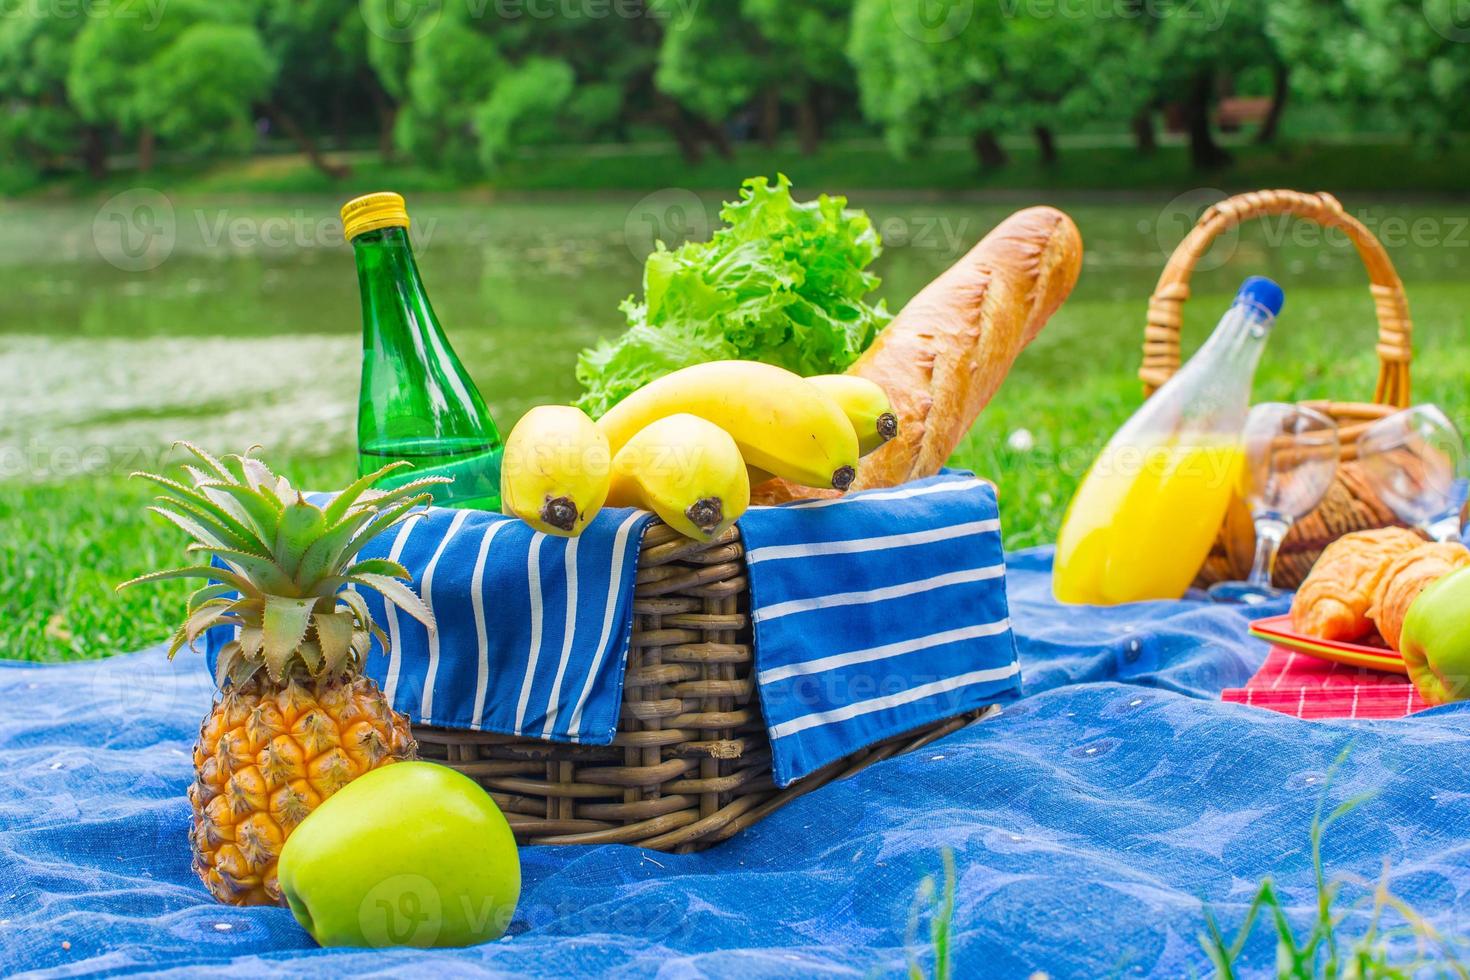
[1140,189,1416,590]
[414,521,995,853]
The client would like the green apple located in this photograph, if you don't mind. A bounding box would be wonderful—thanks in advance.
[1400,565,1470,705]
[277,761,521,948]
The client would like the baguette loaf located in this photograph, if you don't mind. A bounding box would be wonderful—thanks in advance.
[752,206,1083,504]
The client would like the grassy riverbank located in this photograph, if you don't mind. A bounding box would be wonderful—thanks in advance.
[11,136,1470,200]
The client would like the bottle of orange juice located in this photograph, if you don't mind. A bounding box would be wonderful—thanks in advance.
[1054,277,1284,605]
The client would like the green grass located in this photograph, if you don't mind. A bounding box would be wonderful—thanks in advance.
[12,135,1470,200]
[905,848,957,980]
[0,450,355,664]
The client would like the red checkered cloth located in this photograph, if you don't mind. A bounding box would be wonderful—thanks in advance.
[1222,647,1431,719]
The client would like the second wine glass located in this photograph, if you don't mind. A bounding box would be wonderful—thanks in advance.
[1208,403,1340,604]
[1357,404,1468,543]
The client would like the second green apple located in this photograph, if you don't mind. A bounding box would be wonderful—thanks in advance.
[1400,564,1470,705]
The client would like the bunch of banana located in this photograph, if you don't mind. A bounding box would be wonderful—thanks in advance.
[500,361,897,541]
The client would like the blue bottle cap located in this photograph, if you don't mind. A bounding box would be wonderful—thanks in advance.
[1235,276,1284,318]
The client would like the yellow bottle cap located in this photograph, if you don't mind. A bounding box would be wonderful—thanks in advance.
[341,191,410,241]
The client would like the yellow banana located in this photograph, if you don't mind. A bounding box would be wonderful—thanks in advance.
[596,361,860,490]
[500,405,610,536]
[805,374,899,456]
[606,414,749,540]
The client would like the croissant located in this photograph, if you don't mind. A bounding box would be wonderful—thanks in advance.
[1368,542,1470,650]
[1291,527,1424,641]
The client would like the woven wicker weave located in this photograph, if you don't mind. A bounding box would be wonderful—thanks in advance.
[1140,189,1415,590]
[414,521,996,852]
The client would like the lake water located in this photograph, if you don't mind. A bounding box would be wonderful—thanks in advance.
[3,191,1468,483]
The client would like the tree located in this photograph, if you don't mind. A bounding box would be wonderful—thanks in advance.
[1269,0,1470,143]
[361,0,420,159]
[656,0,855,155]
[68,1,274,172]
[381,0,723,173]
[392,11,507,174]
[848,0,1003,169]
[654,4,768,150]
[1149,0,1275,169]
[745,0,855,153]
[848,0,1151,171]
[996,8,1157,167]
[0,8,94,178]
[252,0,367,175]
[473,57,576,169]
[136,24,274,155]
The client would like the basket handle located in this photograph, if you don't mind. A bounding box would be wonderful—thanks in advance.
[1140,189,1412,407]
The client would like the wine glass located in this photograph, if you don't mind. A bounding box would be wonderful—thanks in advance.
[1356,404,1468,543]
[1209,403,1340,604]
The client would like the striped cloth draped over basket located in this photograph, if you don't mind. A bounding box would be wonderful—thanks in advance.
[207,473,1021,786]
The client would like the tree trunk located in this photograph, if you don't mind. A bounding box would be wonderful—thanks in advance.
[1185,71,1231,170]
[1132,110,1157,155]
[691,112,733,160]
[81,126,108,179]
[1034,125,1057,167]
[1256,63,1289,145]
[653,93,704,164]
[796,88,821,156]
[758,86,780,148]
[364,73,398,162]
[972,129,1008,169]
[332,90,349,150]
[263,101,350,179]
[137,128,155,173]
[377,104,398,162]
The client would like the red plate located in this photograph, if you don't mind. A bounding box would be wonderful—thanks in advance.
[1248,614,1408,675]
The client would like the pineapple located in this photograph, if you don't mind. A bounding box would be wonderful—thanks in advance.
[120,443,446,906]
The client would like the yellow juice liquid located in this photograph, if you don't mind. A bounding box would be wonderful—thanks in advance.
[1053,440,1245,605]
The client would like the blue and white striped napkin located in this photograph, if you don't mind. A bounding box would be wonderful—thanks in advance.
[742,474,1019,785]
[208,502,655,744]
[204,472,1020,785]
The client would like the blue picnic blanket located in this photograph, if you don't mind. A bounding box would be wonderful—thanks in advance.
[6,548,1470,977]
[204,473,1018,786]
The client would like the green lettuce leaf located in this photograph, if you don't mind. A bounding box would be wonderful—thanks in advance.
[574,174,891,417]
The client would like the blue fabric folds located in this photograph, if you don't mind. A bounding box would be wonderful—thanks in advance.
[742,475,1019,785]
[209,503,655,745]
[5,550,1470,976]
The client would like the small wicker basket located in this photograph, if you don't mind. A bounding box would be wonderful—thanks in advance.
[414,522,995,852]
[1140,189,1415,589]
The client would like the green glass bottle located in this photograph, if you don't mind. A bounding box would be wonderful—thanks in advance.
[343,192,502,510]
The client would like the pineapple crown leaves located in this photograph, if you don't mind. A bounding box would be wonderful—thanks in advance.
[118,443,450,687]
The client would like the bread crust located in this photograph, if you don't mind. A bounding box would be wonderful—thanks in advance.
[751,206,1083,504]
